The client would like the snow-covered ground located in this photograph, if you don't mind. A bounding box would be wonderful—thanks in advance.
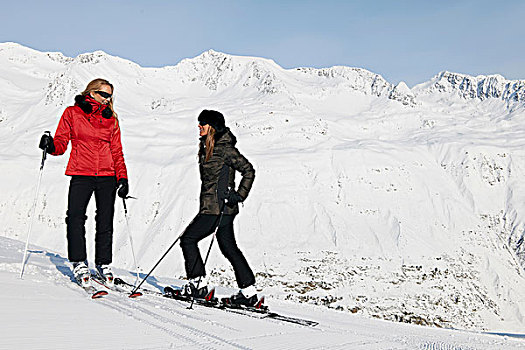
[2,42,525,345]
[2,236,524,350]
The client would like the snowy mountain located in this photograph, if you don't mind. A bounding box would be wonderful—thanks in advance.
[414,70,525,108]
[2,42,525,335]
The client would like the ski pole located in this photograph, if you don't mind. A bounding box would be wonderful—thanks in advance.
[130,201,224,297]
[129,230,185,297]
[188,208,224,310]
[122,196,139,286]
[20,131,51,279]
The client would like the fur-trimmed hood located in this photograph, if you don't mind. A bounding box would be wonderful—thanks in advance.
[74,95,113,119]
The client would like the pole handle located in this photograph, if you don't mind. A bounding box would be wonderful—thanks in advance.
[40,131,51,170]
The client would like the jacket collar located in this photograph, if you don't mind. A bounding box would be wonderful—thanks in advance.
[74,95,113,119]
[199,128,236,146]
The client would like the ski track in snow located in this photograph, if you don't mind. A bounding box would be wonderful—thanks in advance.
[418,342,474,350]
[99,295,254,349]
[2,237,525,349]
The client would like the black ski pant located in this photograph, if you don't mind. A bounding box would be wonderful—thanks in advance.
[66,175,116,265]
[180,214,256,289]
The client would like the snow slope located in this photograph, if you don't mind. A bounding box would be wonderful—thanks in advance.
[1,42,525,334]
[2,236,524,350]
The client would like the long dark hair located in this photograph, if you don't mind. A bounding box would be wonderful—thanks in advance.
[199,127,216,162]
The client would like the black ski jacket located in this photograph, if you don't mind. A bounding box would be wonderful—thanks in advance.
[198,128,255,215]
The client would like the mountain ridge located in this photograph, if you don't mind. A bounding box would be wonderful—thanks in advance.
[2,42,523,108]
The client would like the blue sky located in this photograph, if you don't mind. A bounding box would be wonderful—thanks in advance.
[1,0,523,86]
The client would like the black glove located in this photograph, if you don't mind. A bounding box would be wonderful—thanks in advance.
[39,134,55,154]
[117,178,129,198]
[226,190,243,206]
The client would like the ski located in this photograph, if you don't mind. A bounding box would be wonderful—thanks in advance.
[163,286,318,327]
[114,278,318,327]
[77,281,108,299]
[220,305,319,327]
[92,275,143,298]
[164,286,219,306]
[114,277,162,297]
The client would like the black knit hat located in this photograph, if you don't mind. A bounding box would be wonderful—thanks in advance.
[198,110,225,133]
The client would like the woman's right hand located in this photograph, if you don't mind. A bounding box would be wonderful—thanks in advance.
[39,134,55,154]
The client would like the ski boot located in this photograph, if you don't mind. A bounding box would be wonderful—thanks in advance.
[95,264,114,286]
[222,290,260,309]
[182,281,209,299]
[73,261,91,288]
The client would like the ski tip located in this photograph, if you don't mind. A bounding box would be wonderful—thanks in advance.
[205,288,215,302]
[163,286,181,297]
[163,286,175,298]
[91,291,108,299]
[129,291,143,298]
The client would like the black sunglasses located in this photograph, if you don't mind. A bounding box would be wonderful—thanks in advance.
[199,120,208,126]
[95,91,112,99]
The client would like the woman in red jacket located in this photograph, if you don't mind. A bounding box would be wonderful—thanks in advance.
[39,78,128,287]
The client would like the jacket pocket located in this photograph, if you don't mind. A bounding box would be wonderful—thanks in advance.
[98,119,114,142]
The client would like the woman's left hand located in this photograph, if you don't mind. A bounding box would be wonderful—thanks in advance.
[117,178,129,198]
[226,190,243,206]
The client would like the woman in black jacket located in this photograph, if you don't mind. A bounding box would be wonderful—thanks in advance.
[179,110,257,306]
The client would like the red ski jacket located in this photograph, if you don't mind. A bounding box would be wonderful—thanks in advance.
[51,95,128,180]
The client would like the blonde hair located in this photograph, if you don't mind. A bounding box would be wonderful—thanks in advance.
[81,78,118,125]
